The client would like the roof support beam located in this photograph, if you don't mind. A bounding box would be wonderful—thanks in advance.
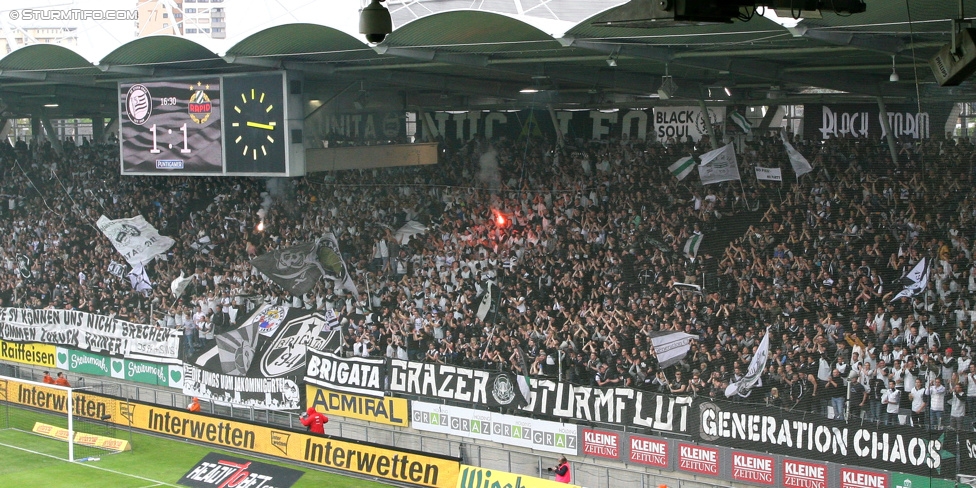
[560,37,917,99]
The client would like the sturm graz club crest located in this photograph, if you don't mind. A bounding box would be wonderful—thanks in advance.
[491,374,516,405]
[126,84,152,125]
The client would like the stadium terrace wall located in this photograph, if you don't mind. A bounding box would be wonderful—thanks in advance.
[0,376,460,488]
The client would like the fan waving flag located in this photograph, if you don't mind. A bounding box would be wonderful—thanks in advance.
[97,215,175,266]
[684,233,703,258]
[320,233,358,297]
[729,110,752,134]
[697,143,740,185]
[668,155,696,181]
[781,130,813,177]
[891,257,929,301]
[725,327,770,398]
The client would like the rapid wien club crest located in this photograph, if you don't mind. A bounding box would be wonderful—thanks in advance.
[188,81,213,124]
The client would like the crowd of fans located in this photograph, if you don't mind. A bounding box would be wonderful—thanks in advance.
[0,126,974,430]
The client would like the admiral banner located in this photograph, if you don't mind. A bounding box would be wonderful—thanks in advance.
[692,399,975,478]
[521,379,692,433]
[411,401,578,455]
[178,452,304,488]
[388,359,527,408]
[305,385,409,427]
[0,308,181,362]
[304,350,385,397]
[182,364,301,410]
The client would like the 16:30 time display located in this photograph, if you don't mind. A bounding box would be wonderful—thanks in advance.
[148,123,192,154]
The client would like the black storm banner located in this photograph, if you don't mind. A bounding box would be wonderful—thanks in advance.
[178,452,304,488]
[520,380,692,434]
[387,359,527,408]
[304,350,386,397]
[691,399,975,479]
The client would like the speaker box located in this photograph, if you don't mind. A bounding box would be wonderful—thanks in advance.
[930,28,976,86]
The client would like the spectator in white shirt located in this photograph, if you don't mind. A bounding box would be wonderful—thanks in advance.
[925,377,946,429]
[881,380,902,426]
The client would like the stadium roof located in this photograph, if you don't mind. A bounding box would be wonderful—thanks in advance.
[0,0,974,118]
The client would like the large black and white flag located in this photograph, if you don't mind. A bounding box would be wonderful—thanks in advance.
[251,241,325,295]
[697,143,740,185]
[96,215,175,266]
[648,331,698,368]
[320,233,358,296]
[215,322,260,375]
[476,280,499,321]
[891,257,929,301]
[725,327,770,397]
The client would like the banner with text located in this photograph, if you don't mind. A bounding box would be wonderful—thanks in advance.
[178,452,304,488]
[412,401,578,455]
[0,376,460,488]
[50,347,184,388]
[456,465,579,488]
[0,308,181,362]
[388,359,527,408]
[305,385,409,427]
[0,340,55,367]
[691,399,975,478]
[182,364,301,410]
[304,350,386,397]
[802,103,953,141]
[520,379,692,433]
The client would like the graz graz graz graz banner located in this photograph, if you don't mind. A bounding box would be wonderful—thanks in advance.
[690,400,976,479]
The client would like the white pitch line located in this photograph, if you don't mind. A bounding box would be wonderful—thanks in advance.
[0,441,180,487]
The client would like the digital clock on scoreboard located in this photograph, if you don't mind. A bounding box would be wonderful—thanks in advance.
[119,78,223,174]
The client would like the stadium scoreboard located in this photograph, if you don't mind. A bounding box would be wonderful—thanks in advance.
[119,71,305,176]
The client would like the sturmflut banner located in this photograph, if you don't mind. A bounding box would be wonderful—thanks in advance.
[520,379,692,433]
[0,308,181,362]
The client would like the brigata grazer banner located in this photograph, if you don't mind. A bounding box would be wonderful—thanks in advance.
[691,399,976,478]
[388,359,526,408]
[0,308,181,362]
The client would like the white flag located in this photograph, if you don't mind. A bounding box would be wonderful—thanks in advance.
[697,144,740,185]
[684,233,703,258]
[171,271,192,298]
[725,327,770,397]
[649,331,698,368]
[668,156,696,181]
[781,131,813,177]
[754,166,783,181]
[97,215,175,266]
[128,262,152,293]
[891,257,929,301]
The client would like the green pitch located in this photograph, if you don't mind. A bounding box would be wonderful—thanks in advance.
[0,422,394,488]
